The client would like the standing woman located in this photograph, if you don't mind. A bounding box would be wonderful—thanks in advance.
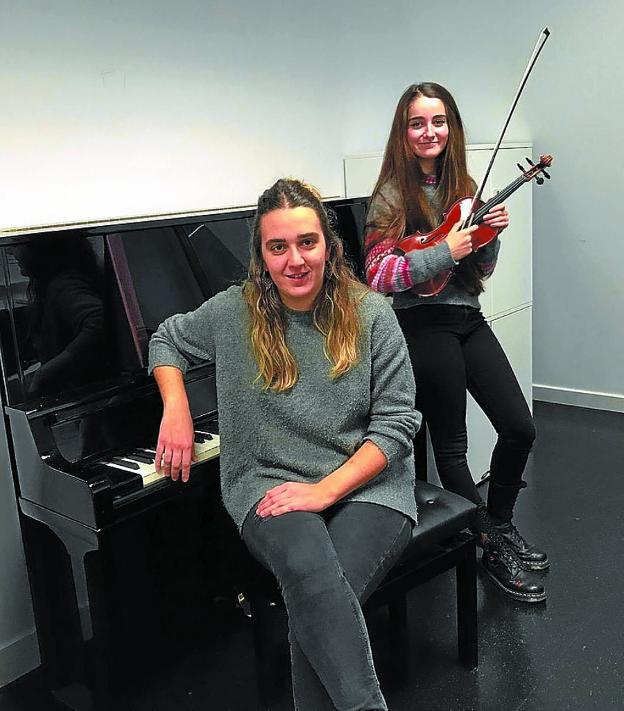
[364,82,548,603]
[149,179,419,710]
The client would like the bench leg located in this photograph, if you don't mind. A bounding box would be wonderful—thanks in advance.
[249,596,289,708]
[456,539,478,669]
[387,594,409,680]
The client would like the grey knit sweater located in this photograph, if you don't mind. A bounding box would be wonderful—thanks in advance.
[148,286,420,529]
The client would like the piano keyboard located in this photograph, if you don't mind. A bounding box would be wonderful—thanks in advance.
[99,430,220,488]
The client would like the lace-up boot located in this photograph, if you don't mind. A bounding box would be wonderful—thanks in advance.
[473,503,546,602]
[494,520,549,570]
[481,535,547,603]
[487,481,550,571]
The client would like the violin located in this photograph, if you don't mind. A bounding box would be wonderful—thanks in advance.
[396,154,553,297]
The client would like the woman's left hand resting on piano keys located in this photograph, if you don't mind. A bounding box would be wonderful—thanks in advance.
[153,365,196,482]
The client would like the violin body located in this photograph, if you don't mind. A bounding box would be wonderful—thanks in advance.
[395,153,553,297]
[396,197,499,297]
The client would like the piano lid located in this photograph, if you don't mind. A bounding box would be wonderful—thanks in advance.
[0,199,367,412]
[0,212,249,410]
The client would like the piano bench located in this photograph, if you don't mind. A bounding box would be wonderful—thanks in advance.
[246,482,478,708]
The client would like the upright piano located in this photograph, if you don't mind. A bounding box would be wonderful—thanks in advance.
[0,198,369,710]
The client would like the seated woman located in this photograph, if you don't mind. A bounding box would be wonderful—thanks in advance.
[148,178,420,711]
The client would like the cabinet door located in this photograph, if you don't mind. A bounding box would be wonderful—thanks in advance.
[425,385,497,486]
[488,147,533,317]
[466,392,496,484]
[491,306,533,409]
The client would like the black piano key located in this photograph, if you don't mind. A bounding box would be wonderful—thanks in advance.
[123,455,150,466]
[194,435,206,444]
[129,451,155,464]
[110,457,140,470]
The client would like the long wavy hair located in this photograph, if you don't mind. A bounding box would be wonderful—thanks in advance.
[369,82,485,295]
[243,179,368,392]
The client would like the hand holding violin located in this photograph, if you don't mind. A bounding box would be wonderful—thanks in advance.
[482,203,509,232]
[445,204,509,262]
[445,221,478,261]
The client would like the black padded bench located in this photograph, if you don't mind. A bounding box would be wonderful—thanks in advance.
[247,481,478,708]
[367,482,478,673]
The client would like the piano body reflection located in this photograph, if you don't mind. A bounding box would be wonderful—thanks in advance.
[0,198,368,709]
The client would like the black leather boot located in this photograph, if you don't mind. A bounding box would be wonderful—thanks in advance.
[487,481,550,571]
[481,535,547,603]
[493,521,549,571]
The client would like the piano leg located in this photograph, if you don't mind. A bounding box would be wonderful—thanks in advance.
[19,502,127,711]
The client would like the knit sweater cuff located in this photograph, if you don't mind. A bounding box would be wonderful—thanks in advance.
[147,345,190,376]
[365,432,409,467]
[405,241,456,284]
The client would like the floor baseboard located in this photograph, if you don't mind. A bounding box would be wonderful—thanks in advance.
[533,384,624,413]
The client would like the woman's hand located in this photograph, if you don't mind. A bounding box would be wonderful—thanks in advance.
[445,220,478,261]
[483,203,509,231]
[256,481,336,518]
[154,403,196,482]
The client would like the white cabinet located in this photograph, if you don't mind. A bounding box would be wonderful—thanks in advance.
[491,306,533,409]
[465,392,497,484]
[344,143,533,486]
[479,147,533,319]
[464,144,533,320]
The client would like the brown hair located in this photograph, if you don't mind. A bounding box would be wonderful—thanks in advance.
[369,82,485,295]
[242,178,368,391]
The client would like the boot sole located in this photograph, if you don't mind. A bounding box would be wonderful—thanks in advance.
[482,565,547,603]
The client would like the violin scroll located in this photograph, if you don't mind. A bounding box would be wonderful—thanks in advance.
[517,154,553,185]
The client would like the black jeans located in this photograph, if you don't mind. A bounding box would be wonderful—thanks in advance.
[242,502,412,711]
[396,305,536,512]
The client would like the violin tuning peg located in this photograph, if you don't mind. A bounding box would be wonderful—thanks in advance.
[542,169,551,179]
[525,157,536,166]
[517,162,526,173]
[535,176,544,185]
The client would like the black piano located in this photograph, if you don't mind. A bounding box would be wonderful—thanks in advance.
[0,197,369,710]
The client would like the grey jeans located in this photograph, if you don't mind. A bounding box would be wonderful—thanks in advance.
[242,501,412,711]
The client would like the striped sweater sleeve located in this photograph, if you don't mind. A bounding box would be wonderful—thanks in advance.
[364,233,415,293]
[364,184,455,294]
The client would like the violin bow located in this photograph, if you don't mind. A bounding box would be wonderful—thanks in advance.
[465,27,551,227]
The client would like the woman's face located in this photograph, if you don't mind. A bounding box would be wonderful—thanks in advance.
[260,206,329,311]
[406,95,449,171]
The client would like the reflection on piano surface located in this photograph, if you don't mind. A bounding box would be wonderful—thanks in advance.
[0,197,368,710]
[11,234,110,398]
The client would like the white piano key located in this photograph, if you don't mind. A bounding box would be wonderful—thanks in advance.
[99,432,220,488]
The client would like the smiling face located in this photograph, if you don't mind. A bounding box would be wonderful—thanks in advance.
[260,206,329,311]
[406,95,449,173]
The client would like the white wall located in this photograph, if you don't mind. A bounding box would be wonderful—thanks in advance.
[1,0,622,688]
[1,0,543,231]
[4,0,616,407]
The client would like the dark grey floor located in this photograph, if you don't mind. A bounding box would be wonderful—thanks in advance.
[1,402,623,711]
